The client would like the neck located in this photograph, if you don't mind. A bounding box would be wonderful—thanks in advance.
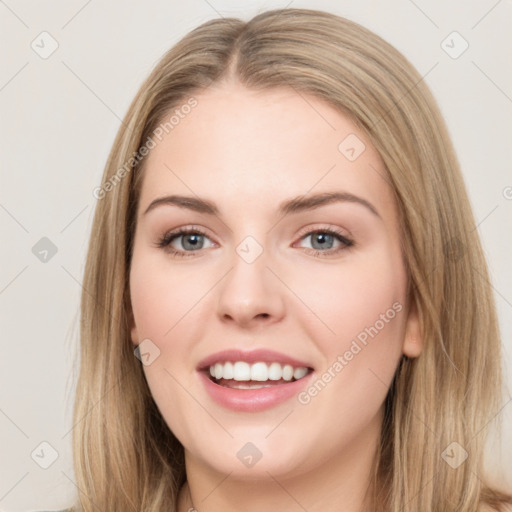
[177,409,382,512]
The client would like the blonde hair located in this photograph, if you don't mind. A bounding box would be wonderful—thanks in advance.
[73,8,511,511]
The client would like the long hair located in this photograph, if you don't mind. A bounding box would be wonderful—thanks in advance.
[72,8,511,511]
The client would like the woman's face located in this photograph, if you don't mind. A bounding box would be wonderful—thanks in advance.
[129,80,421,480]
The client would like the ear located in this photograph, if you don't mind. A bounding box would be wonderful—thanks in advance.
[402,297,423,358]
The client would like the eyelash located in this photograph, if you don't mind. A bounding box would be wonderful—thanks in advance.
[156,226,354,259]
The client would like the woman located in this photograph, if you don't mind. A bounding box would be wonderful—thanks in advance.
[71,7,511,511]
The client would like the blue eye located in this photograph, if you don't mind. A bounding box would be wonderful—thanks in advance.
[157,228,213,257]
[157,227,353,258]
[297,229,354,256]
[306,232,337,250]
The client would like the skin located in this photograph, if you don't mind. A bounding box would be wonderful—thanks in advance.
[129,78,422,512]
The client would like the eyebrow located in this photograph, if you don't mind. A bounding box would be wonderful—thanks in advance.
[143,191,380,218]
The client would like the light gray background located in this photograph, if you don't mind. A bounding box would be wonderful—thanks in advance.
[1,1,511,510]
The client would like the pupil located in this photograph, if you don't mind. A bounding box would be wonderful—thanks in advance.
[184,234,202,250]
[312,233,333,250]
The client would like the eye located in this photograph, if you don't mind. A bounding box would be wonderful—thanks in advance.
[156,227,215,258]
[156,225,354,259]
[295,227,354,257]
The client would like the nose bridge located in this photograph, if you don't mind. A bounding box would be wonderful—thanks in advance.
[216,234,285,325]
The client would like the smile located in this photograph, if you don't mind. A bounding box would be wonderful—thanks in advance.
[209,361,310,388]
[196,351,315,411]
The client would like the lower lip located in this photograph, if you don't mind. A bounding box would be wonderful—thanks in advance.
[198,371,314,412]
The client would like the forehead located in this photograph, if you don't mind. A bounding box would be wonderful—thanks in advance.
[137,82,396,220]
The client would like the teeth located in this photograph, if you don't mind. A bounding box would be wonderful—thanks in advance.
[282,364,294,381]
[208,361,310,382]
[293,367,308,379]
[250,362,268,381]
[223,361,234,379]
[268,362,282,381]
[233,361,251,380]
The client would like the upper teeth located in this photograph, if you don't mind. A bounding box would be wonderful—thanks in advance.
[209,361,309,382]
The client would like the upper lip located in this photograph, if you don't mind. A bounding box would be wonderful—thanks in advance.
[197,349,314,371]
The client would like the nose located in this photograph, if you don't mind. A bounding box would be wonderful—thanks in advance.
[215,245,285,329]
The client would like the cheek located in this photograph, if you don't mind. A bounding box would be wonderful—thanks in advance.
[292,251,407,438]
[294,251,405,381]
[129,256,218,442]
[128,254,204,415]
[292,248,407,347]
[129,251,211,344]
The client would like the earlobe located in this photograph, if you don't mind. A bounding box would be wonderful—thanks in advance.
[402,298,423,358]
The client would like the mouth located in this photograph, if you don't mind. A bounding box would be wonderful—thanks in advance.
[197,350,316,411]
[201,361,314,389]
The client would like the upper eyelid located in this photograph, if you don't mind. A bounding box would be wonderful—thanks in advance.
[163,224,349,239]
[162,225,352,250]
[295,224,350,238]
